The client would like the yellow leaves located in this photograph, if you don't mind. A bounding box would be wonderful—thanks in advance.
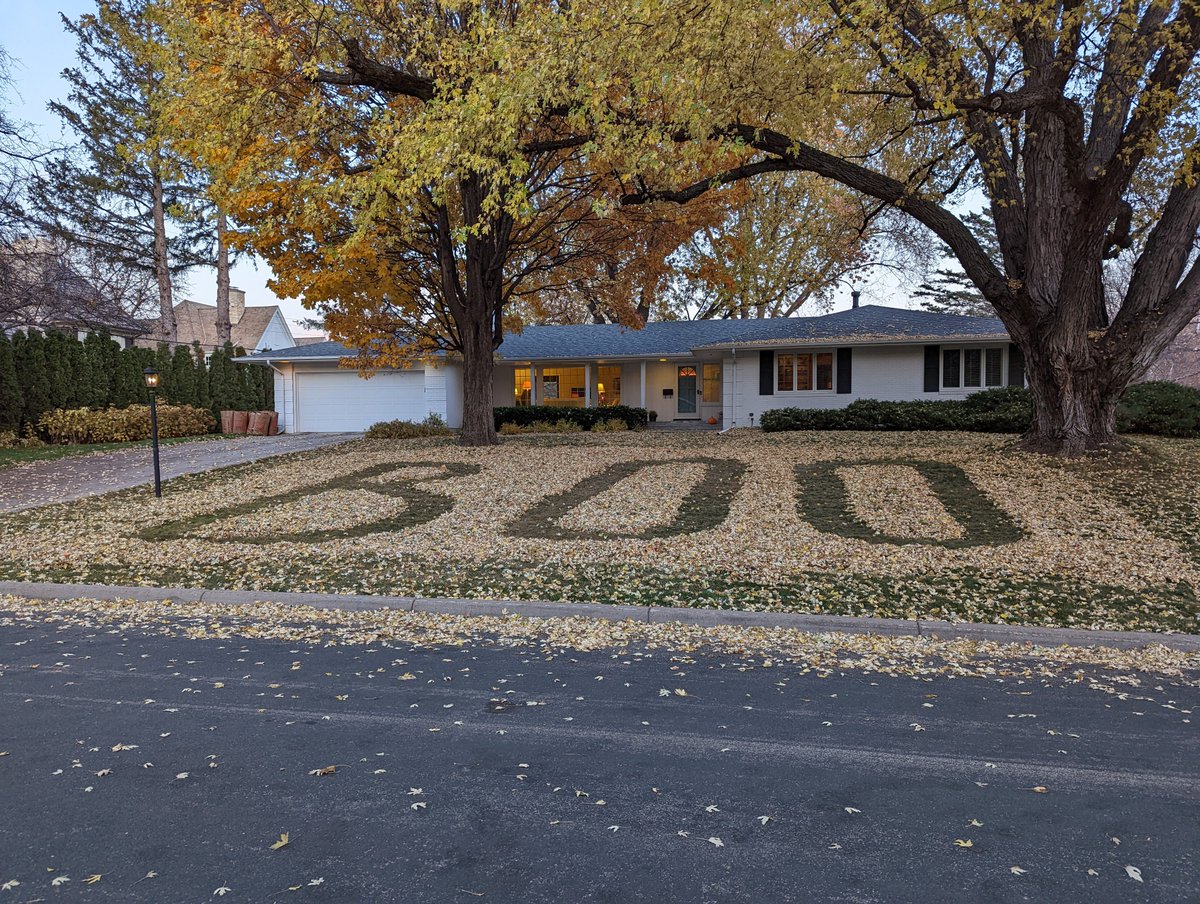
[308,765,339,776]
[1029,786,1049,794]
[83,875,102,885]
[953,839,974,848]
[270,833,290,851]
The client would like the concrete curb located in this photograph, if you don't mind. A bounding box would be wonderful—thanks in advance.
[1,580,1197,652]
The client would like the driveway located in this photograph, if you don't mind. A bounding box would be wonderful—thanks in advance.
[0,433,360,513]
[0,618,1194,902]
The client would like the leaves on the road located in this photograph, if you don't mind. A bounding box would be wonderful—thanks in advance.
[270,833,290,851]
[953,839,974,848]
[1125,865,1144,883]
[308,765,338,776]
[1010,866,1026,876]
[706,837,724,848]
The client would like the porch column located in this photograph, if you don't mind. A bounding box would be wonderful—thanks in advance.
[639,361,647,409]
[585,363,593,407]
[531,365,539,405]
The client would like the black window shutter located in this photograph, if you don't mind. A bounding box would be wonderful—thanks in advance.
[923,345,940,392]
[759,350,774,395]
[836,347,852,394]
[1008,343,1025,387]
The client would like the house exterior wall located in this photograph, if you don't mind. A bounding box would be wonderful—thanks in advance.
[256,311,295,352]
[493,364,518,407]
[442,362,464,427]
[272,360,456,432]
[274,363,296,433]
[725,343,1012,427]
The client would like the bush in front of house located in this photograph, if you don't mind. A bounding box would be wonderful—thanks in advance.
[1116,381,1200,437]
[493,404,649,432]
[365,413,456,439]
[498,419,585,435]
[39,405,216,444]
[762,382,1200,437]
[762,389,1036,433]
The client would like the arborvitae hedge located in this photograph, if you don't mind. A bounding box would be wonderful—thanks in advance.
[0,334,22,432]
[2,329,272,432]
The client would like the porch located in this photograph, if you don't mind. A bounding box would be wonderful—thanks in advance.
[493,358,726,424]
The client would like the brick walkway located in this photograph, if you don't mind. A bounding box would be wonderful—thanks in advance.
[0,433,359,513]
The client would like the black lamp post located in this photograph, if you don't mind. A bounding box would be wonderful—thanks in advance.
[143,366,162,498]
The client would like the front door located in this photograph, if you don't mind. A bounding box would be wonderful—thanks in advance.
[699,363,722,425]
[676,365,699,418]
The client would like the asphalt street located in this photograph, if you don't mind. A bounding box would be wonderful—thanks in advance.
[0,621,1195,903]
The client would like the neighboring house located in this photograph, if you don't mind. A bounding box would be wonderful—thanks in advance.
[238,305,1023,433]
[1145,316,1200,388]
[0,239,143,347]
[138,288,295,356]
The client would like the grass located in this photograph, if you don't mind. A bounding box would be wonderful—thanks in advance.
[0,430,1196,633]
[796,459,1026,548]
[0,434,227,472]
[140,461,481,544]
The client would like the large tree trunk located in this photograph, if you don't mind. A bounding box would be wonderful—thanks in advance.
[1020,348,1121,455]
[215,209,232,344]
[150,172,176,343]
[458,315,497,446]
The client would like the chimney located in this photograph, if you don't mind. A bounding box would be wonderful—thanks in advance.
[851,289,860,309]
[229,287,246,325]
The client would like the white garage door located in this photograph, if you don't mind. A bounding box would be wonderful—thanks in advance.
[295,370,426,432]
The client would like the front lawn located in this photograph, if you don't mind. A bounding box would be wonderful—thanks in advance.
[0,431,1196,633]
[0,433,227,472]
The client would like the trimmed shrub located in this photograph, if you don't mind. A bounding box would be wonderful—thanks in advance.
[365,413,455,439]
[761,388,1036,434]
[1117,381,1200,438]
[492,404,649,431]
[592,418,630,432]
[39,405,215,444]
[498,419,585,434]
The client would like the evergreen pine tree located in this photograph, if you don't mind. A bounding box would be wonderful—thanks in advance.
[43,331,72,411]
[192,342,210,409]
[207,344,228,412]
[0,334,24,432]
[110,343,143,407]
[13,331,53,426]
[170,343,197,406]
[32,0,212,343]
[154,343,175,402]
[82,332,117,406]
[64,337,88,409]
[914,211,999,317]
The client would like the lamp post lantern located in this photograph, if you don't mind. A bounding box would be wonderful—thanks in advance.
[143,366,162,498]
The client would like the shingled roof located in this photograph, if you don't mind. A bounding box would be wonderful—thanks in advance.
[140,300,286,351]
[238,305,1010,363]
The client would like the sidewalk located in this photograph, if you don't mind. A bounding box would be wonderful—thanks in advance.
[2,579,1196,652]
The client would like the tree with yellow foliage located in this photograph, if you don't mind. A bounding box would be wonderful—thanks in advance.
[164,0,700,445]
[587,0,1200,454]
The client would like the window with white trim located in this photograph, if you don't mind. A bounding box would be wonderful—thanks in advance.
[942,346,1005,389]
[777,351,834,392]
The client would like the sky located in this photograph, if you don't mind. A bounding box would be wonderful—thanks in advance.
[2,0,948,331]
[3,0,321,335]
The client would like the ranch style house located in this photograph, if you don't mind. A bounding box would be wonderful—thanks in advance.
[237,305,1023,433]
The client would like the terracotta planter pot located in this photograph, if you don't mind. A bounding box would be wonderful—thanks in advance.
[267,411,280,435]
[248,411,271,436]
[220,410,235,434]
[230,410,249,434]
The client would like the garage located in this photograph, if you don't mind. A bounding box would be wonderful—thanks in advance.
[294,369,428,432]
